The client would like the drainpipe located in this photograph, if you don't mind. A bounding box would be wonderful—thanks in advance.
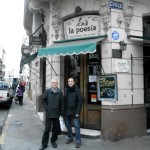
[131,54,133,106]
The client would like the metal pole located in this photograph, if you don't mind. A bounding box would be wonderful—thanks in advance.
[131,54,133,106]
[45,57,58,76]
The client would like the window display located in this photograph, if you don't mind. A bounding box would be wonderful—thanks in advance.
[87,52,101,105]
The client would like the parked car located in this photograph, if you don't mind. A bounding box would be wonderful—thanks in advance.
[0,81,13,108]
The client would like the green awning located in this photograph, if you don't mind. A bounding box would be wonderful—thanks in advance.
[20,52,38,66]
[38,35,107,57]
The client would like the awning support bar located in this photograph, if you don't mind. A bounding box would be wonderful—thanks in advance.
[127,35,150,41]
[45,57,58,76]
[31,22,44,36]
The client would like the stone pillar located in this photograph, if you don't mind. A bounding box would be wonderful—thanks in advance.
[29,0,50,112]
[99,0,147,140]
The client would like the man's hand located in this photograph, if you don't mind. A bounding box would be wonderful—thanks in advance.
[61,114,65,118]
[75,114,79,117]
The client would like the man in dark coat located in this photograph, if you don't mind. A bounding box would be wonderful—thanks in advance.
[65,77,83,148]
[39,78,64,150]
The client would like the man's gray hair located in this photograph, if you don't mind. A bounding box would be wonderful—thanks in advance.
[51,78,59,83]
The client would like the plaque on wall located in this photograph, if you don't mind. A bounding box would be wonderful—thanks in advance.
[114,59,130,73]
[97,74,118,101]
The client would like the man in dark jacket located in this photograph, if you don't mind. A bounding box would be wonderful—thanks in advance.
[39,78,64,150]
[65,77,83,148]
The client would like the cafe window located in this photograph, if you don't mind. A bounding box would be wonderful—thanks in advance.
[87,51,101,105]
[65,55,80,87]
[143,15,150,38]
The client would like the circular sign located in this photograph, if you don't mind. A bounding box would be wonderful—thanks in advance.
[112,31,119,40]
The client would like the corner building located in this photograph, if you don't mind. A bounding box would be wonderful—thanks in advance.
[23,0,150,140]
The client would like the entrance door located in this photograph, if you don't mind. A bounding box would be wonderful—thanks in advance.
[64,51,101,130]
[143,14,150,129]
[144,46,150,129]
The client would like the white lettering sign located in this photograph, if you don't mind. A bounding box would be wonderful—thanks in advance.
[109,0,123,10]
[64,15,101,39]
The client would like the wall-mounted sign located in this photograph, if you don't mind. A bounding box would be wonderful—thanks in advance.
[64,15,101,39]
[88,52,99,65]
[114,59,130,72]
[109,0,123,10]
[97,74,118,101]
[112,31,119,40]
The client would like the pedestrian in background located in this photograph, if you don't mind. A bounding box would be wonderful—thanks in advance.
[65,77,83,148]
[16,82,24,106]
[39,78,64,150]
[12,78,19,98]
[21,80,26,92]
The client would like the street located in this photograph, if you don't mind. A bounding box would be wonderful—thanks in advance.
[0,107,9,136]
[0,93,150,150]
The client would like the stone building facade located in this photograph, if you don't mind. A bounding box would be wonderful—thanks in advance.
[23,0,150,140]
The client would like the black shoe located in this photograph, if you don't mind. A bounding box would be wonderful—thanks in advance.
[51,142,57,148]
[39,145,47,150]
[66,139,73,144]
[75,143,81,148]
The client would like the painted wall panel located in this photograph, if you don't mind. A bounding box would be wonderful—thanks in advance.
[101,58,112,73]
[133,75,144,89]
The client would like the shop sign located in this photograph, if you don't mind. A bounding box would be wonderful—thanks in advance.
[97,74,118,101]
[64,15,101,39]
[88,53,99,65]
[109,0,123,10]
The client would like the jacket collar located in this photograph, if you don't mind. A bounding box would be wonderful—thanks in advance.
[49,88,59,93]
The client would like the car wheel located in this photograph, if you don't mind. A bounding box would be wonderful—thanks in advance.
[5,100,12,108]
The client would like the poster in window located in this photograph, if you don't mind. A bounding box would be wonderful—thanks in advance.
[97,74,118,101]
[88,75,99,104]
[91,94,97,102]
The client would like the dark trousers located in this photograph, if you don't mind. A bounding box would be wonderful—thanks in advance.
[18,96,23,105]
[41,118,59,147]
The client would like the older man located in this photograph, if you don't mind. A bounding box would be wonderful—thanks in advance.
[39,78,64,150]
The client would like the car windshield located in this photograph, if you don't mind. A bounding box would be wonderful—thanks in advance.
[0,82,9,89]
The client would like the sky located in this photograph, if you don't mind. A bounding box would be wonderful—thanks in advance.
[0,0,26,77]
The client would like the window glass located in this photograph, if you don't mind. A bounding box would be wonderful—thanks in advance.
[87,52,101,105]
[0,82,3,88]
[65,55,80,87]
[3,83,9,89]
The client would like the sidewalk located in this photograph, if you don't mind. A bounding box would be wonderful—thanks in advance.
[0,93,150,150]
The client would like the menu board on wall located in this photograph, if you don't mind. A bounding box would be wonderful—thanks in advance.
[97,74,118,101]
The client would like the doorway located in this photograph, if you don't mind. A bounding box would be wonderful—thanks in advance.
[144,46,150,129]
[143,14,150,129]
[64,48,102,130]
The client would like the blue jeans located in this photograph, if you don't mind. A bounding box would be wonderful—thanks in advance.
[65,116,81,143]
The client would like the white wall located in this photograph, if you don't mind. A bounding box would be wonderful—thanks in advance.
[28,0,150,107]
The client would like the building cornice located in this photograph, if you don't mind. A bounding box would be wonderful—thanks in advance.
[24,0,33,35]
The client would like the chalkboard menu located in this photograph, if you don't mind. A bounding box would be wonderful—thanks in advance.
[97,74,118,101]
